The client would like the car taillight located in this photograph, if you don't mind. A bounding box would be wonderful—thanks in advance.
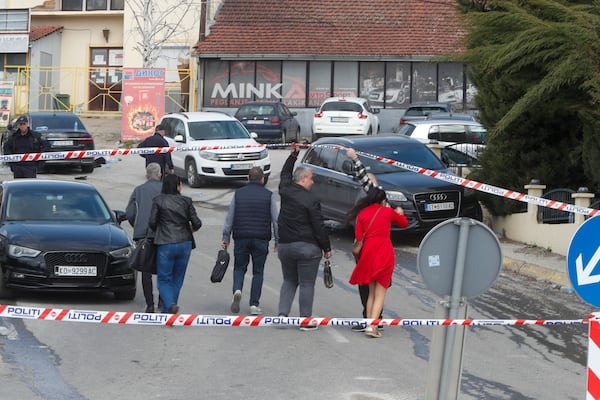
[357,112,368,119]
[399,118,407,125]
[271,118,281,124]
[314,112,323,118]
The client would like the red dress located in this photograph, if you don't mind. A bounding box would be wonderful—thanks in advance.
[349,204,408,288]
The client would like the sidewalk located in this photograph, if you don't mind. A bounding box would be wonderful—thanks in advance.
[500,239,571,290]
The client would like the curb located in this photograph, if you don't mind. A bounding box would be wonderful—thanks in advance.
[502,256,571,289]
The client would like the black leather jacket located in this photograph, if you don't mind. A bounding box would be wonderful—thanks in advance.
[148,193,202,246]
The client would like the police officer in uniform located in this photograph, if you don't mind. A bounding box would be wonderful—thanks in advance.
[3,115,48,178]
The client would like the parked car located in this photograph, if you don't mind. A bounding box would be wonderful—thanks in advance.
[398,102,454,127]
[311,97,380,141]
[3,112,96,173]
[300,136,482,231]
[398,119,487,145]
[158,111,271,187]
[426,112,477,122]
[234,101,300,144]
[0,179,135,299]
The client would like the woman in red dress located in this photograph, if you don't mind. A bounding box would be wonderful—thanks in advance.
[348,187,408,338]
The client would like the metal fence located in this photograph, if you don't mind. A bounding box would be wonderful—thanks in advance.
[5,65,195,118]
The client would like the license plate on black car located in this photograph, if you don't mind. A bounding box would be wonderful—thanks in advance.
[424,202,455,212]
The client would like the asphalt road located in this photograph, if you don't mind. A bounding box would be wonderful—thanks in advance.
[0,147,593,400]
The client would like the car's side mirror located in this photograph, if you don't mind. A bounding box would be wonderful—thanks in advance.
[291,111,298,116]
[342,159,355,175]
[114,210,127,225]
[250,132,258,139]
[174,134,184,142]
[372,108,381,114]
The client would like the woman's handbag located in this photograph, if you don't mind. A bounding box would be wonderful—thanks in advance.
[129,237,157,274]
[352,207,382,262]
[323,259,334,288]
[210,249,230,283]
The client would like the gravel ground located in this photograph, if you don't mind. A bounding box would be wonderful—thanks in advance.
[80,116,124,149]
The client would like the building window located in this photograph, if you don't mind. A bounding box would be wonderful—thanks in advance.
[111,0,125,10]
[62,0,123,11]
[0,9,29,32]
[62,0,83,10]
[0,53,27,83]
[87,0,107,11]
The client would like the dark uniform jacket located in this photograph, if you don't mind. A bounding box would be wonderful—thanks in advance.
[3,128,48,177]
[139,132,174,173]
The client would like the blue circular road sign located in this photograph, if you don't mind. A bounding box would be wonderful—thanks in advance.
[567,216,600,307]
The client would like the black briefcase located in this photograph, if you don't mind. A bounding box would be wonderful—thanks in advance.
[210,249,230,283]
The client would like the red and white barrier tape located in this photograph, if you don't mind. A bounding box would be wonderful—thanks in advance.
[0,143,266,163]
[1,141,596,217]
[0,304,591,327]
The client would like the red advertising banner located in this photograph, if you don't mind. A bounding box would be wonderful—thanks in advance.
[120,68,165,142]
[0,81,14,128]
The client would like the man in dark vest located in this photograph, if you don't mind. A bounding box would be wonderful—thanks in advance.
[222,167,279,315]
[3,115,48,178]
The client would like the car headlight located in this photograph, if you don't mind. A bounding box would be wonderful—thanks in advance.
[110,246,133,259]
[258,149,268,159]
[8,244,41,258]
[199,150,219,161]
[386,190,408,202]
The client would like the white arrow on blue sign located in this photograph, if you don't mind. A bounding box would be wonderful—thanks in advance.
[568,216,600,307]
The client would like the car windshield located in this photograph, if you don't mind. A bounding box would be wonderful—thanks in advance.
[30,115,87,132]
[236,105,275,118]
[187,121,251,140]
[405,107,446,116]
[4,189,112,222]
[357,143,446,174]
[321,102,362,112]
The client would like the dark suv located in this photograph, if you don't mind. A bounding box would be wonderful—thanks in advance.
[300,136,482,231]
[4,112,95,173]
[234,101,300,144]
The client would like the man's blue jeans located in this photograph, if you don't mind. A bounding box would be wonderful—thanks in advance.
[233,238,269,307]
[156,241,192,312]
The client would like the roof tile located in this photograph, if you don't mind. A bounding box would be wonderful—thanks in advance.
[30,25,63,42]
[194,0,466,57]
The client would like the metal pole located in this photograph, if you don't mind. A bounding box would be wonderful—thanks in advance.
[438,218,474,400]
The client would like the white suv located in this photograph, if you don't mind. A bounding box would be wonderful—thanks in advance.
[311,97,380,141]
[159,112,271,187]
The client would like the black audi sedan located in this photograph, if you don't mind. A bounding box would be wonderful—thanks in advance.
[3,112,96,173]
[0,180,136,300]
[300,136,483,232]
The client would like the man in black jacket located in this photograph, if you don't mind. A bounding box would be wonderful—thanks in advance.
[138,123,174,176]
[277,142,332,330]
[3,115,48,178]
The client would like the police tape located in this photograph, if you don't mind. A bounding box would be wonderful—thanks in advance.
[0,143,267,163]
[1,141,597,217]
[0,304,592,327]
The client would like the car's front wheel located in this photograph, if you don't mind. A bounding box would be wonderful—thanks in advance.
[186,159,203,188]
